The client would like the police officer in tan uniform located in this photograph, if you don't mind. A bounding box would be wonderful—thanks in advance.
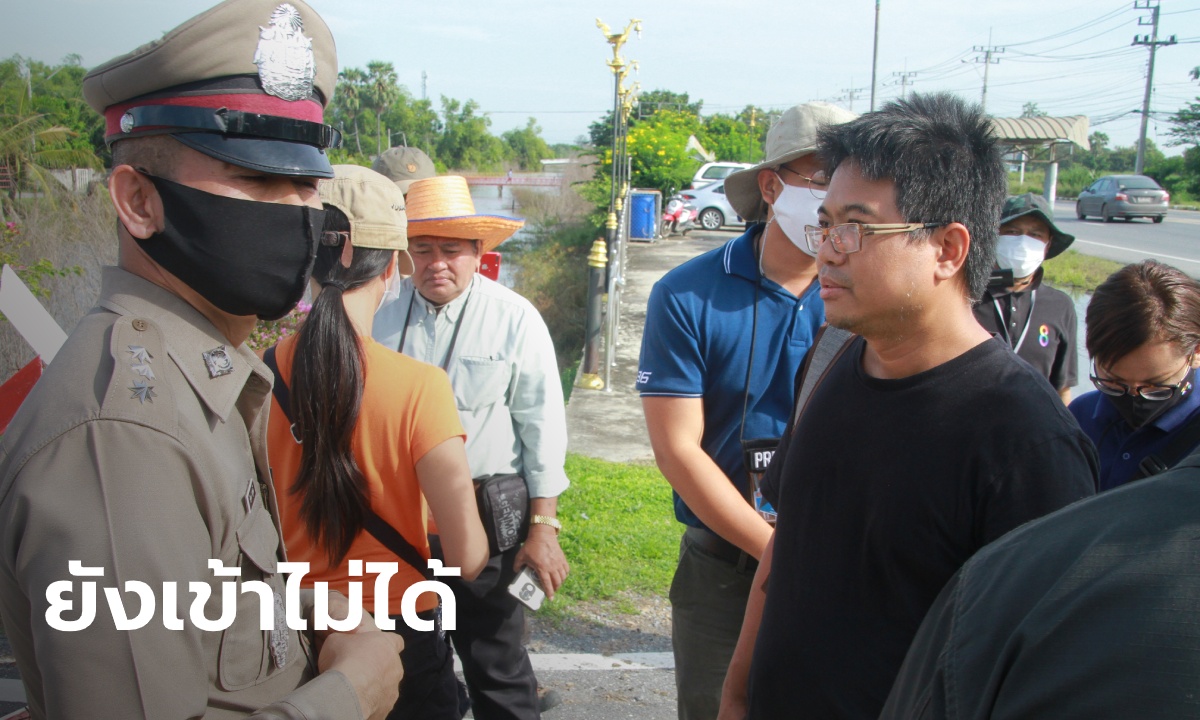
[0,2,405,718]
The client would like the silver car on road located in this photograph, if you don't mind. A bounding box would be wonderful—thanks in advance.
[1076,174,1169,224]
[679,181,743,231]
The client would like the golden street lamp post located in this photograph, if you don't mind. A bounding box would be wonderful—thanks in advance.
[578,18,640,390]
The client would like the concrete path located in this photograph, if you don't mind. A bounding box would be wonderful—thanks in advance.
[565,229,733,464]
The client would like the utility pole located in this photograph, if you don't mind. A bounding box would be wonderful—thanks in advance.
[421,71,427,101]
[968,30,1004,113]
[891,70,917,99]
[1132,0,1177,174]
[869,0,881,111]
[841,86,865,112]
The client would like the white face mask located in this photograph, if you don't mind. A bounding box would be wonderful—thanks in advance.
[376,264,401,313]
[994,234,1047,280]
[769,172,826,258]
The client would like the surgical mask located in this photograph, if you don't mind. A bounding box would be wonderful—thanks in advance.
[994,234,1046,280]
[377,264,401,312]
[1107,367,1195,429]
[769,172,825,257]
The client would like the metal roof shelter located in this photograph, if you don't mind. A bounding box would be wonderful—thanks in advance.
[990,116,1090,205]
[990,115,1090,152]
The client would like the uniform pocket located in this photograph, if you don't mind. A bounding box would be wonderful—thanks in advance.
[454,356,509,412]
[218,505,286,690]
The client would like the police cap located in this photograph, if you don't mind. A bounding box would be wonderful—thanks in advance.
[83,0,340,178]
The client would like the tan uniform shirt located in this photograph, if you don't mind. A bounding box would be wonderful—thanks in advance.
[0,267,359,719]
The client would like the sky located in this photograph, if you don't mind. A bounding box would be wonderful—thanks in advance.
[8,0,1200,155]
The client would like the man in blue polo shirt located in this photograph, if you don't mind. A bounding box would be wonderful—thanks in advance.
[637,102,855,720]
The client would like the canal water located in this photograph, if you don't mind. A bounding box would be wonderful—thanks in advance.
[468,184,534,290]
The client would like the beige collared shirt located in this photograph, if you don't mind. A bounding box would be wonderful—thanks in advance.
[0,267,358,719]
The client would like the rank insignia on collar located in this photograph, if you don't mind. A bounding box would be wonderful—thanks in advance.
[131,364,155,380]
[127,345,152,365]
[129,381,157,404]
[203,346,235,378]
[254,3,316,102]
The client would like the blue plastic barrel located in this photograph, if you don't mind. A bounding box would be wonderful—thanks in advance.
[630,193,657,241]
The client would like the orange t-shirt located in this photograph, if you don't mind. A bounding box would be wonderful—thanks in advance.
[266,333,464,615]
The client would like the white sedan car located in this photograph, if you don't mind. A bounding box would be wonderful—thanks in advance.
[679,181,743,231]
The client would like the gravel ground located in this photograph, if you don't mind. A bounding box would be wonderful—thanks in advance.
[528,591,672,655]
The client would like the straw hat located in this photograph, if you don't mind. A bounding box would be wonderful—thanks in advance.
[405,176,525,254]
[724,102,857,222]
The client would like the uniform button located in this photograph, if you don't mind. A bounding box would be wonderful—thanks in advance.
[1122,452,1131,460]
[132,319,148,331]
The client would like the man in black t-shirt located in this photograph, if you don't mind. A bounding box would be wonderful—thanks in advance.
[717,94,1098,720]
[973,193,1078,404]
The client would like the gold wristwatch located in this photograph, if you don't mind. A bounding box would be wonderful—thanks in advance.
[530,514,562,533]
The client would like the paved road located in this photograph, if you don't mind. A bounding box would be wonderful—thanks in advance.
[1052,201,1200,278]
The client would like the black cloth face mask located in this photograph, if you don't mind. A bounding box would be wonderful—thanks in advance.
[134,172,324,321]
[1107,367,1196,429]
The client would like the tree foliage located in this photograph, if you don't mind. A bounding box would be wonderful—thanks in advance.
[503,118,552,171]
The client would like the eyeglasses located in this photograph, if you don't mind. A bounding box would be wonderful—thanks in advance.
[1090,357,1194,401]
[321,230,350,247]
[777,166,830,199]
[801,222,946,255]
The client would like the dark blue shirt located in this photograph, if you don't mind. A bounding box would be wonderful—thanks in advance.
[1069,387,1200,491]
[636,225,824,528]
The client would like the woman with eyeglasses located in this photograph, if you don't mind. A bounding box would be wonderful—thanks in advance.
[1068,260,1200,491]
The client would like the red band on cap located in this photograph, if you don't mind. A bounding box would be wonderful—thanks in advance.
[105,93,324,138]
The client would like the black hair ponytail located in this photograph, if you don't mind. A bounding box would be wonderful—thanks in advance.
[289,207,394,565]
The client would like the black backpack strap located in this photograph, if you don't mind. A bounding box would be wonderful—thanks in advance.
[791,325,855,430]
[264,345,431,579]
[1135,410,1200,480]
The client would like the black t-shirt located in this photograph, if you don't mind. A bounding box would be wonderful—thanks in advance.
[749,337,1097,720]
[973,272,1078,392]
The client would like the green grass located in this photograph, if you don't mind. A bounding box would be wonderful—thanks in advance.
[1041,250,1125,293]
[546,454,678,618]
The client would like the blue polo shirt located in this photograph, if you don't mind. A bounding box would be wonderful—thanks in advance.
[1069,387,1200,491]
[636,224,824,528]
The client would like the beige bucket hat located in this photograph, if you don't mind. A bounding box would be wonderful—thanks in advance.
[318,164,414,274]
[405,176,525,254]
[724,102,858,222]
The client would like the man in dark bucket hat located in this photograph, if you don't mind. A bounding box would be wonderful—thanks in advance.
[0,2,406,717]
[973,192,1079,403]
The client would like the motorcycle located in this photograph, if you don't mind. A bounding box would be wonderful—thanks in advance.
[660,193,696,237]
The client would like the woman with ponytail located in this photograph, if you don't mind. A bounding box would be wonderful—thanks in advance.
[264,165,488,719]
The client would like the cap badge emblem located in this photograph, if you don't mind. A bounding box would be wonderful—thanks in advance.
[120,112,136,134]
[254,3,316,102]
[202,345,235,379]
[406,163,418,173]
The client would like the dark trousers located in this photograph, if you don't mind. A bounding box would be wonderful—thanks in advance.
[386,607,469,720]
[670,531,756,720]
[432,539,540,720]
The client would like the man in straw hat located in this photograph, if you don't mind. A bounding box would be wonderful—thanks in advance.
[973,192,1079,404]
[0,2,404,718]
[635,102,854,720]
[374,175,569,720]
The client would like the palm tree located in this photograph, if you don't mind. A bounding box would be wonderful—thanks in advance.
[335,68,367,155]
[0,109,98,209]
[365,61,400,157]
